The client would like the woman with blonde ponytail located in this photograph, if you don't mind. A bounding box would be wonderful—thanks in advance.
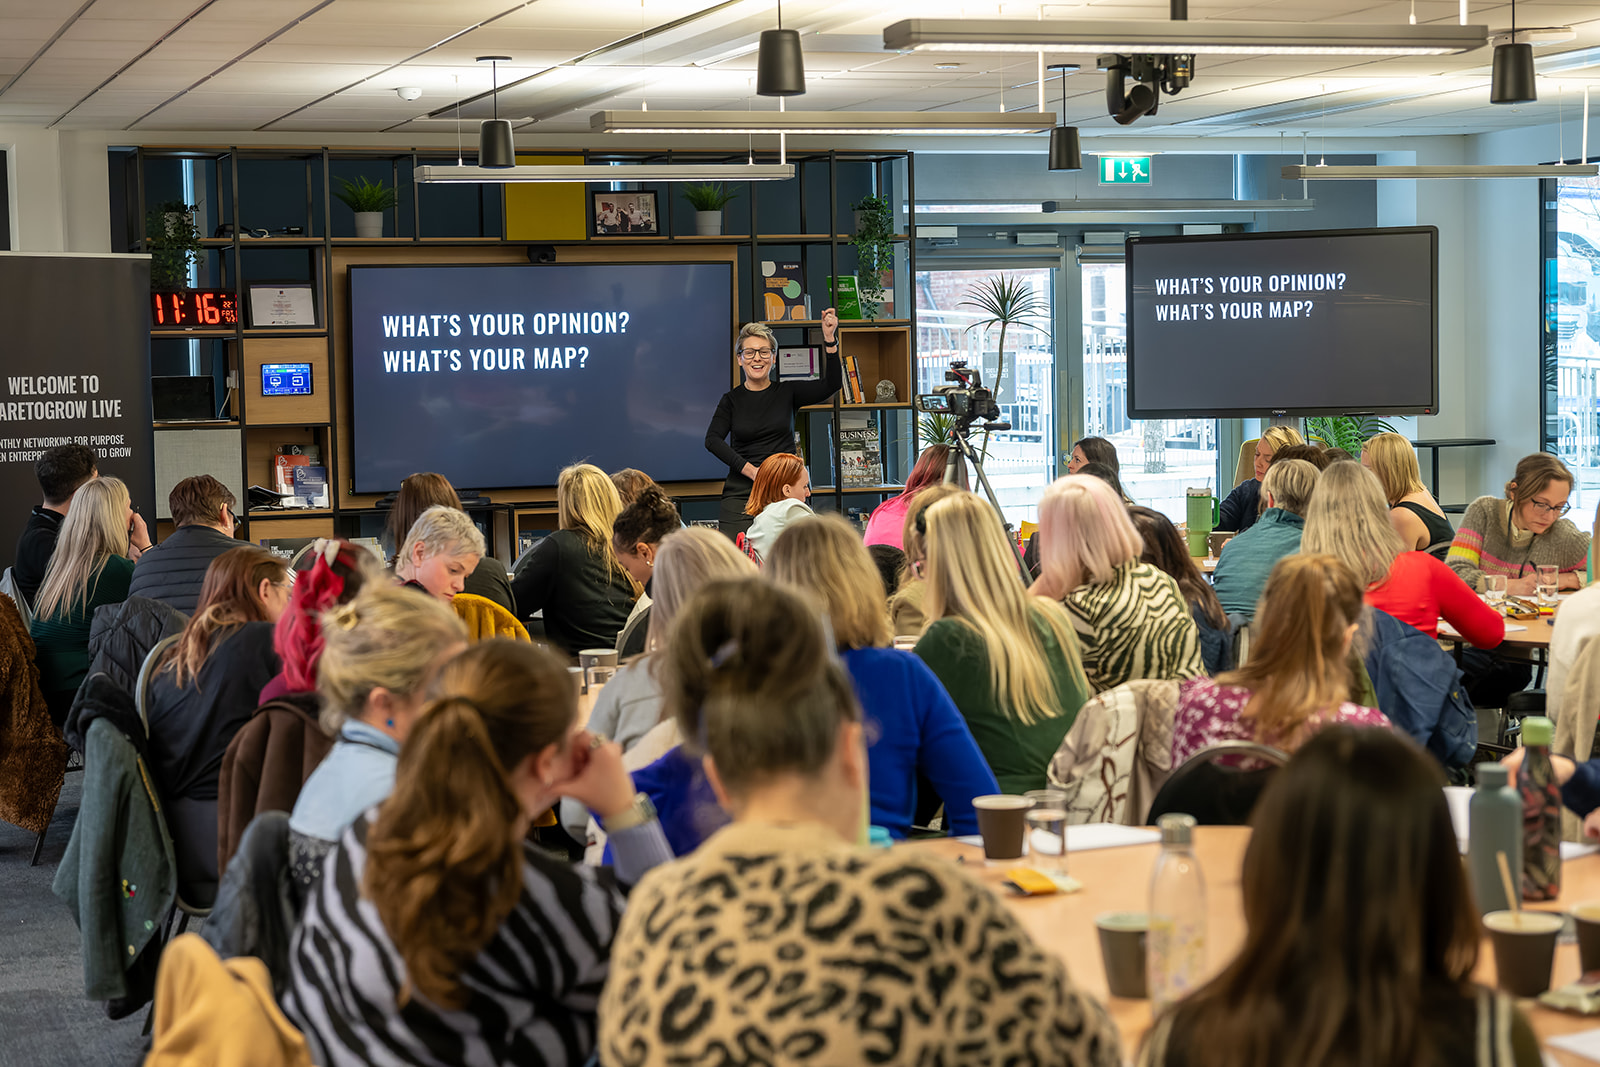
[286,639,670,1067]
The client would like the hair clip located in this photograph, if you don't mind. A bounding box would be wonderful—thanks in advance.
[329,602,361,630]
[313,538,340,569]
[708,639,740,669]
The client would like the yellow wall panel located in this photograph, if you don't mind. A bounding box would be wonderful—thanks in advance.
[504,154,586,241]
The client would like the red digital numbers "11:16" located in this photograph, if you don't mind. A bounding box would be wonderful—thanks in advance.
[151,290,236,327]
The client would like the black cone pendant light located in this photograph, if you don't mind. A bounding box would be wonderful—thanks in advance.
[1490,0,1536,104]
[756,0,805,96]
[478,56,516,167]
[1047,64,1082,171]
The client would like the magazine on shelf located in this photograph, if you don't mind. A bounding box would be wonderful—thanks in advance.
[826,274,863,319]
[761,261,810,321]
[838,412,881,487]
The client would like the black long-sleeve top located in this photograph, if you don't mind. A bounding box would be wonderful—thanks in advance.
[703,352,843,477]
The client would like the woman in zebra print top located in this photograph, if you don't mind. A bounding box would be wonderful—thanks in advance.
[1035,474,1205,693]
[285,639,672,1067]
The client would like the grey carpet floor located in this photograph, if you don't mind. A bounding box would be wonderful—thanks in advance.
[0,774,149,1067]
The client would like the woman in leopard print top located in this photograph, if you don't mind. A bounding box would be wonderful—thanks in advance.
[598,577,1121,1067]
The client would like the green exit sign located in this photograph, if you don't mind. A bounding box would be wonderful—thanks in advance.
[1100,156,1152,185]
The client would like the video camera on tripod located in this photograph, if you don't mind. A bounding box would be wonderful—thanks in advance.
[915,361,1010,433]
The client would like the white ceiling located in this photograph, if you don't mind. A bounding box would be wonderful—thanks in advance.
[0,0,1598,140]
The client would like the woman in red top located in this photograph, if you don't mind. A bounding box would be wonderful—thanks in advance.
[1302,461,1504,649]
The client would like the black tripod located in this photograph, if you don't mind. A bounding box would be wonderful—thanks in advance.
[945,418,1032,586]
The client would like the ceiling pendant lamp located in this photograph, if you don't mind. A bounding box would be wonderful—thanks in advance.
[477,56,516,167]
[1047,64,1082,171]
[756,0,805,96]
[1490,0,1536,104]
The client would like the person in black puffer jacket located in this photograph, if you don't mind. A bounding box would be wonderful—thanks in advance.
[128,475,241,615]
[82,595,188,702]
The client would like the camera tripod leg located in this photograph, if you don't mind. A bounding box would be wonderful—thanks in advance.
[944,427,1032,586]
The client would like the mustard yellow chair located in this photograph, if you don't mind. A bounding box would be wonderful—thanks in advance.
[452,593,531,643]
[1234,438,1258,488]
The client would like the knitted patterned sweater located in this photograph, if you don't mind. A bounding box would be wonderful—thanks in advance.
[1446,496,1590,592]
[599,820,1123,1067]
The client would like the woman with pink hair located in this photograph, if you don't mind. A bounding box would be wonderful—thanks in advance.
[863,444,965,550]
[258,540,381,703]
[1034,475,1205,692]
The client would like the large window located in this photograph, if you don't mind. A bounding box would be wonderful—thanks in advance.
[1543,174,1600,516]
[916,265,1055,524]
[1082,261,1218,519]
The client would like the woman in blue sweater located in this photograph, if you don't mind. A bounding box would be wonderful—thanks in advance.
[765,513,997,838]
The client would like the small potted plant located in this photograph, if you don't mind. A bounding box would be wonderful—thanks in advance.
[851,194,894,318]
[145,201,202,291]
[683,183,738,236]
[334,176,399,238]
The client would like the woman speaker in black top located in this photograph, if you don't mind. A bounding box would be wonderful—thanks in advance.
[704,308,841,537]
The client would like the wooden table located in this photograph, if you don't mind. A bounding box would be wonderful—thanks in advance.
[905,829,1600,1064]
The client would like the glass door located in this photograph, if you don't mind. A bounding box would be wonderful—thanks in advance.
[915,265,1055,524]
[1082,261,1218,520]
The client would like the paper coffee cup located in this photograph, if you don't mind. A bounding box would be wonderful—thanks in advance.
[1095,912,1150,999]
[1484,910,1564,997]
[1572,902,1600,975]
[579,648,619,670]
[973,794,1032,862]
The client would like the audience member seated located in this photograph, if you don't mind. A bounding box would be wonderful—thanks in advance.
[1067,434,1119,475]
[128,475,239,614]
[1169,554,1389,765]
[1078,459,1131,504]
[867,543,906,601]
[766,514,998,838]
[12,442,97,608]
[1547,546,1600,737]
[1362,432,1455,553]
[384,472,513,613]
[258,539,380,703]
[144,547,290,904]
[1142,725,1539,1067]
[1128,506,1231,674]
[1266,442,1331,471]
[286,585,467,888]
[1219,425,1304,534]
[562,528,756,852]
[1211,458,1318,619]
[286,640,672,1067]
[742,452,813,561]
[1449,452,1591,594]
[510,462,638,656]
[393,504,484,603]
[31,476,146,728]
[913,492,1088,793]
[1507,743,1600,843]
[610,486,680,658]
[888,484,963,636]
[610,466,662,508]
[1035,474,1204,692]
[863,443,955,549]
[1305,461,1503,651]
[599,577,1121,1067]
[1323,446,1355,463]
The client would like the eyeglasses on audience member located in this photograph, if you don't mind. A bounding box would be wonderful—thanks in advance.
[1527,498,1572,517]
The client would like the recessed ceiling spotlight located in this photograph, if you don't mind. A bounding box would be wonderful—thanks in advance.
[396,87,423,101]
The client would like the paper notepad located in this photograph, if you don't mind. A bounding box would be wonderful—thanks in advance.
[1439,620,1527,638]
[956,824,1161,856]
[1547,1028,1600,1062]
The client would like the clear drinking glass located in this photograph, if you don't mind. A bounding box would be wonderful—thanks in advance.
[1537,564,1560,619]
[1024,789,1070,875]
[1484,574,1508,615]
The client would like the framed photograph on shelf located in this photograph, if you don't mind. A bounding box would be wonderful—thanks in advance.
[591,191,659,237]
[247,282,318,327]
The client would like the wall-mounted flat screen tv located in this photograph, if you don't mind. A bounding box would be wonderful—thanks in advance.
[349,262,733,492]
[1125,226,1438,418]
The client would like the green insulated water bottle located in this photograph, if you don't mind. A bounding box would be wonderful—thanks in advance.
[1185,488,1218,557]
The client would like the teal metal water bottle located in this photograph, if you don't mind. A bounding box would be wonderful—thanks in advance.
[1469,762,1522,915]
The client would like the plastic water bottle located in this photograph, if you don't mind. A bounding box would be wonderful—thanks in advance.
[1517,716,1563,902]
[1468,762,1523,914]
[1148,813,1206,1013]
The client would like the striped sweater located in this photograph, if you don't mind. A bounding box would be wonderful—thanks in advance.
[1446,496,1590,592]
[1064,560,1206,693]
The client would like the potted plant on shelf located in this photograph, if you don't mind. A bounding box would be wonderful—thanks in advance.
[334,176,399,238]
[851,194,894,319]
[960,275,1050,413]
[145,201,202,291]
[683,183,738,236]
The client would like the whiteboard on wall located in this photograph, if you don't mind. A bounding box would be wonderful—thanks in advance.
[153,428,243,521]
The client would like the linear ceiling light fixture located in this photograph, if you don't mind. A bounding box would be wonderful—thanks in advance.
[1281,164,1598,179]
[477,56,515,168]
[415,163,797,184]
[881,18,1489,56]
[589,109,1056,134]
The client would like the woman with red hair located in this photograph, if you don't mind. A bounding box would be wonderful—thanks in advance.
[258,540,381,703]
[863,444,961,551]
[743,453,812,562]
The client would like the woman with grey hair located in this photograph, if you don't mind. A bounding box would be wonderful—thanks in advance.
[704,307,842,536]
[393,504,486,602]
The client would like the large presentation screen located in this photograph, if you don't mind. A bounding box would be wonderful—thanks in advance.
[349,262,733,491]
[1126,227,1438,418]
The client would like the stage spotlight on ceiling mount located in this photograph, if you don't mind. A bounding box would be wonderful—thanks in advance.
[1102,53,1190,125]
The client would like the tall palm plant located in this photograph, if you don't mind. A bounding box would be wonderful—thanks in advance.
[960,275,1050,398]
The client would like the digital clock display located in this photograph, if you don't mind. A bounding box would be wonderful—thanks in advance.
[151,289,240,329]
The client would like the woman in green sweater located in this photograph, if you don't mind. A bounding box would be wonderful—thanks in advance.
[912,492,1089,794]
[31,475,149,727]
